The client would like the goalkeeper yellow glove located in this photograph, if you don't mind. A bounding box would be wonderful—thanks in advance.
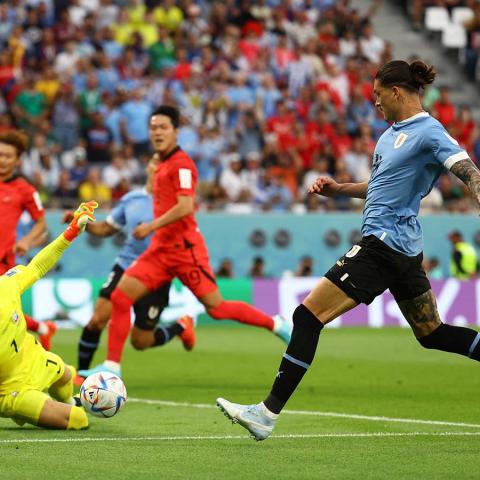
[63,200,98,242]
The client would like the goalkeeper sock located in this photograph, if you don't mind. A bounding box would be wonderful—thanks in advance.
[418,323,480,360]
[208,301,274,330]
[153,323,184,346]
[78,327,102,370]
[264,304,323,414]
[107,288,134,363]
[67,406,89,430]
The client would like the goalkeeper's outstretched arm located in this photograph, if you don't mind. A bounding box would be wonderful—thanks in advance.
[18,201,98,293]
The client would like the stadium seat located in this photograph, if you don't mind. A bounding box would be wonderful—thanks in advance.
[424,7,450,32]
[451,7,474,26]
[442,23,467,49]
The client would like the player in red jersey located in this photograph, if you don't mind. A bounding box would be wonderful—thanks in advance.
[82,105,291,377]
[0,130,56,350]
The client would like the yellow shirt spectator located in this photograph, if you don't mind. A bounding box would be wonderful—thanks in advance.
[153,4,184,31]
[127,2,146,26]
[112,9,135,46]
[35,78,60,104]
[137,18,159,48]
[79,169,112,206]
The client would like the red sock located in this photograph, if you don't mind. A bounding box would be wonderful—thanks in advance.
[208,301,274,330]
[107,288,134,363]
[25,314,40,332]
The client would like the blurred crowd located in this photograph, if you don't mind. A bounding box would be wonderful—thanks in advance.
[400,0,480,81]
[1,0,479,212]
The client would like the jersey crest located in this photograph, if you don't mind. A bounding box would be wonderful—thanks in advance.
[394,133,408,149]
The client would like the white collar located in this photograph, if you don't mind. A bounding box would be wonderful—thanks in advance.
[396,111,429,124]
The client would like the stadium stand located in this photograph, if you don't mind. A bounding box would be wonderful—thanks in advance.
[0,0,478,213]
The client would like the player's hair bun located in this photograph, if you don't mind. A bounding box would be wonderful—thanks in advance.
[409,60,436,88]
[375,59,436,92]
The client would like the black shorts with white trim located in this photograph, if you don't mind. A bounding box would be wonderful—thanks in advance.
[324,235,431,305]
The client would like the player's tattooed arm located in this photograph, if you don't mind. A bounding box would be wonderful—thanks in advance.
[396,290,441,338]
[450,158,480,206]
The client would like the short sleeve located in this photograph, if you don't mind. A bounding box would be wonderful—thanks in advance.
[22,182,45,221]
[170,156,197,197]
[106,196,127,230]
[428,125,470,170]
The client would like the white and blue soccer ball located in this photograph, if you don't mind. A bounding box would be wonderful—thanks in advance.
[80,372,127,418]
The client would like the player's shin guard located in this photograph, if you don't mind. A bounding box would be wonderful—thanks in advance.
[208,301,274,330]
[418,323,480,360]
[78,326,102,370]
[107,288,134,363]
[67,406,89,430]
[264,304,323,414]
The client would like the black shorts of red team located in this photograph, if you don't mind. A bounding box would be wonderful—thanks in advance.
[99,263,171,331]
[325,235,431,305]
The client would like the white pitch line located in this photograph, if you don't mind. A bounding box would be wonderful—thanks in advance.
[2,432,480,444]
[128,397,480,429]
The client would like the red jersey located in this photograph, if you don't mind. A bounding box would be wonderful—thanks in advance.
[151,147,201,248]
[0,176,44,268]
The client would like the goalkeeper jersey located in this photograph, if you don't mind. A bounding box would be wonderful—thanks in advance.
[0,234,69,394]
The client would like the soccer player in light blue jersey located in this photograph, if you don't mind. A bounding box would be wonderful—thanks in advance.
[74,157,194,383]
[217,59,480,441]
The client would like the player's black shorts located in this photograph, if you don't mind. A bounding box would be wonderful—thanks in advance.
[99,264,171,330]
[324,235,431,305]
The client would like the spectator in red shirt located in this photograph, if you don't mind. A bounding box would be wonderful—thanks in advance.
[432,86,456,128]
[266,100,296,150]
[455,105,476,152]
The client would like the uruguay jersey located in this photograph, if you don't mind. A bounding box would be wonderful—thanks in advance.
[362,112,469,256]
[106,189,154,270]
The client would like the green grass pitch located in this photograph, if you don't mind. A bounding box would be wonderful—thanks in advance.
[2,325,480,479]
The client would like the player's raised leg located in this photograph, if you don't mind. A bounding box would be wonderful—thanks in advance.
[200,288,291,343]
[129,285,195,352]
[397,289,480,359]
[217,277,357,440]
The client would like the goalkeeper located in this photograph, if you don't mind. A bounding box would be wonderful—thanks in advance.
[0,201,98,430]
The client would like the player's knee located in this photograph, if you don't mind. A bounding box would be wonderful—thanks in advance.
[130,337,148,350]
[130,334,149,350]
[292,304,323,329]
[111,288,134,312]
[67,406,89,430]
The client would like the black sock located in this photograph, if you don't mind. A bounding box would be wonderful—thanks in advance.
[418,323,480,360]
[264,304,324,414]
[78,327,101,370]
[153,323,184,346]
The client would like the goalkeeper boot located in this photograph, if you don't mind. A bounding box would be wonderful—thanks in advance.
[216,398,277,441]
[272,315,292,344]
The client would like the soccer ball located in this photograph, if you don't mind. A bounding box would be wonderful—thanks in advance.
[80,372,127,418]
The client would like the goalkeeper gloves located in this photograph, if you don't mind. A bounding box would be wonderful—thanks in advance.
[63,200,98,242]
